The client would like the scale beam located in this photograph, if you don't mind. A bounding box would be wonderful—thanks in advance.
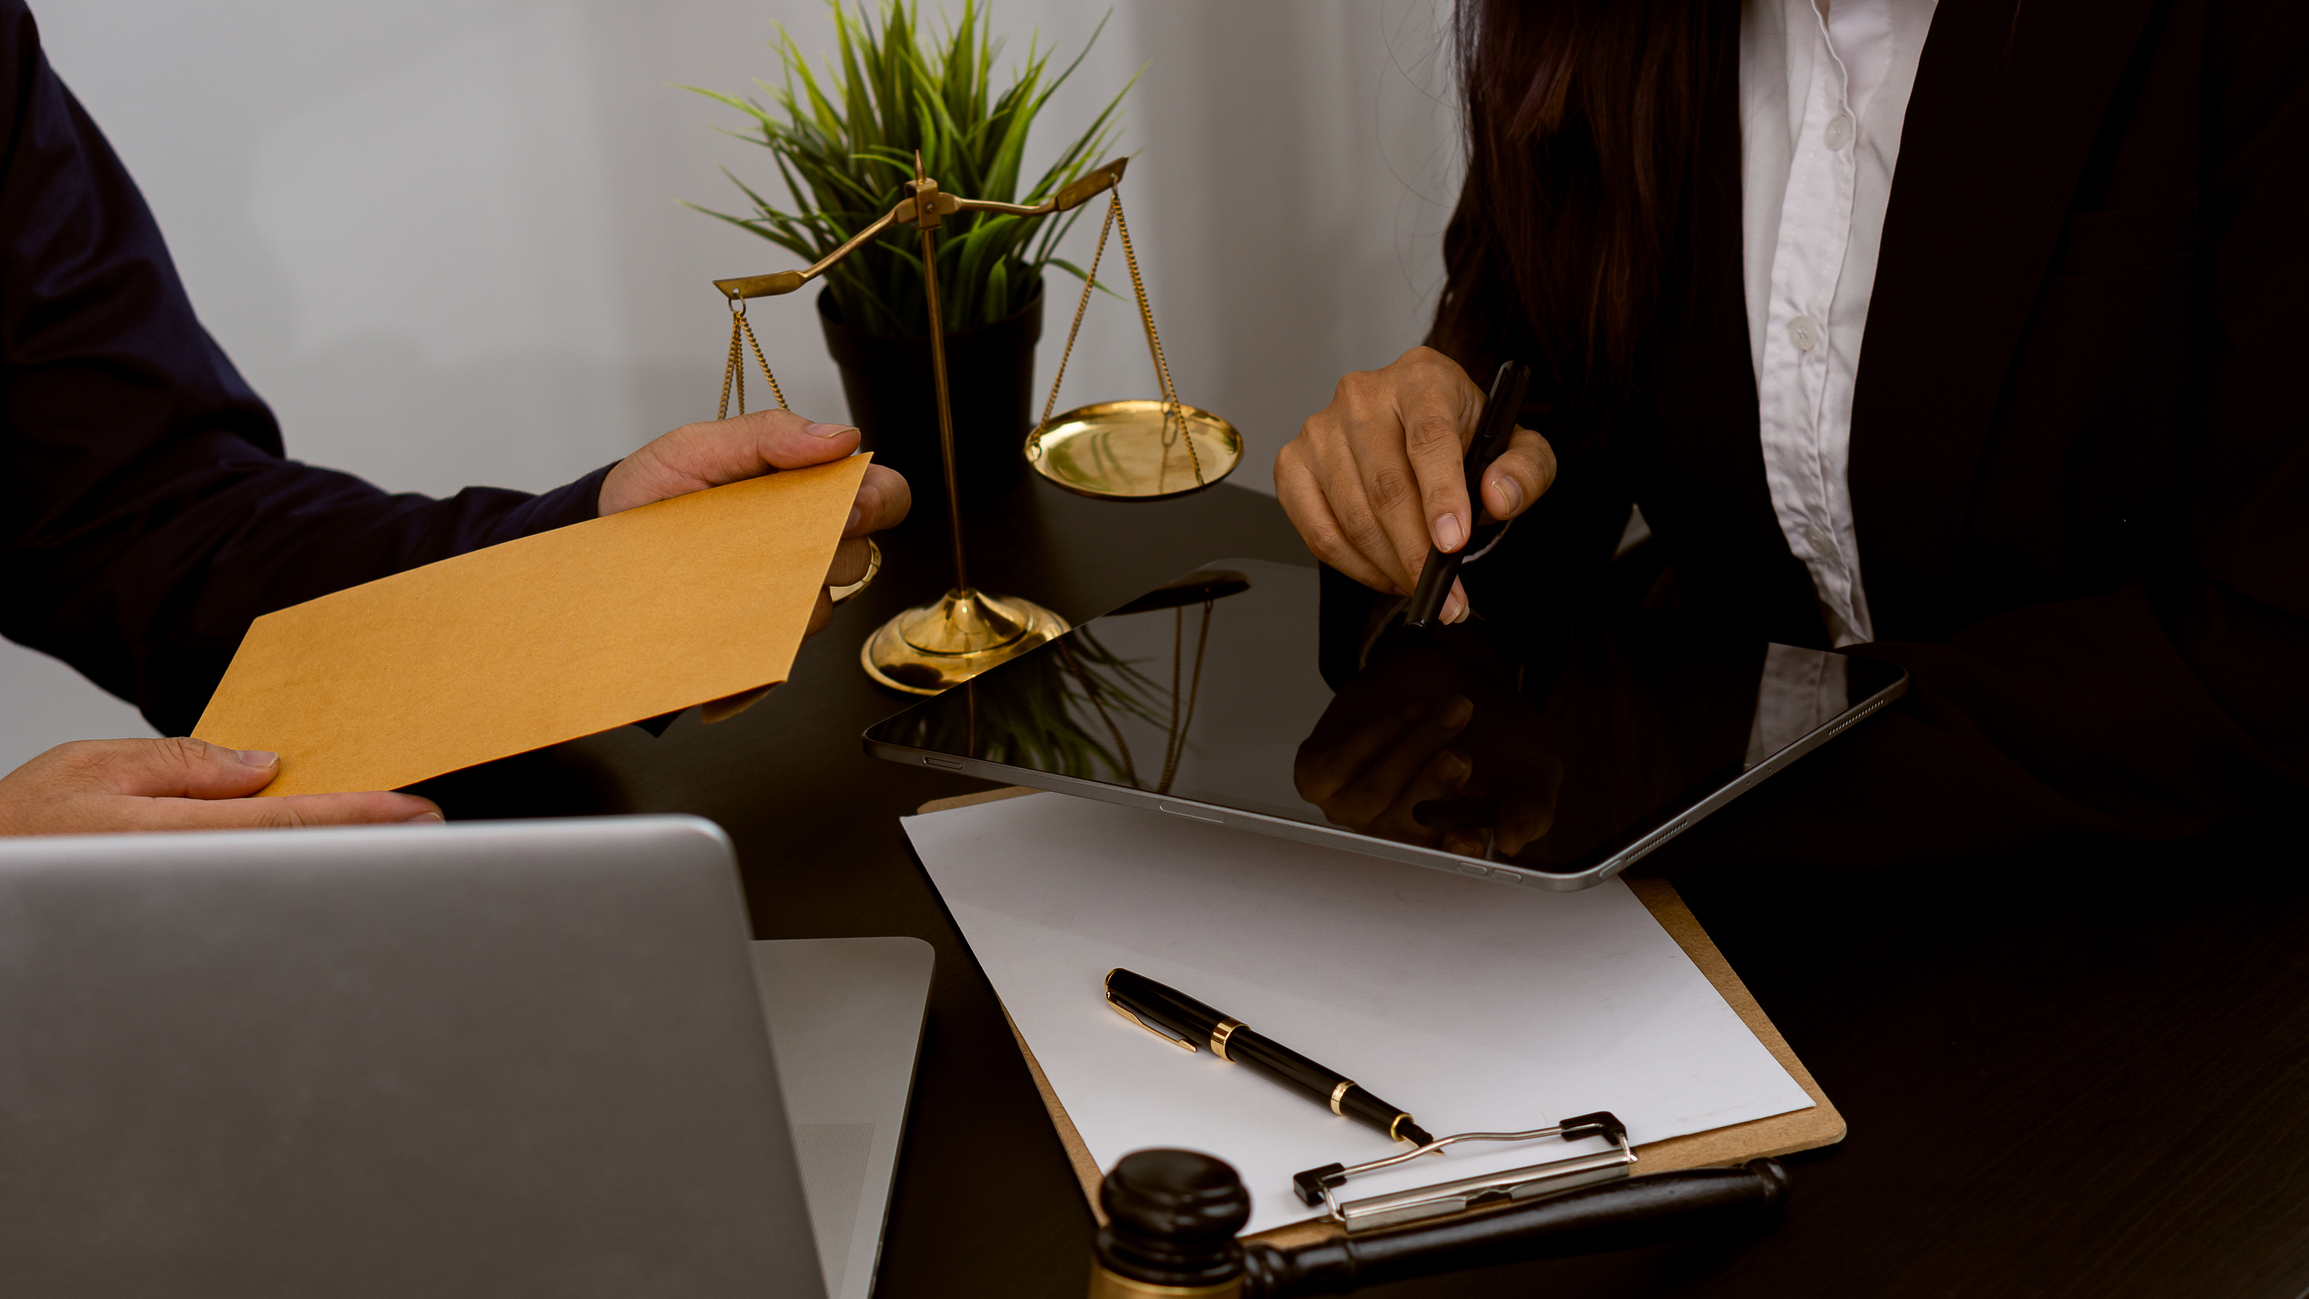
[710,157,1129,302]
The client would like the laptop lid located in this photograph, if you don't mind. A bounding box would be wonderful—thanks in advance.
[755,937,932,1299]
[0,815,825,1299]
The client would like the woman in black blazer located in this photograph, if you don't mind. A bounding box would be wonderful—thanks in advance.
[1276,0,2306,867]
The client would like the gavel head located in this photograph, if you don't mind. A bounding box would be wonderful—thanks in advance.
[1090,1148,1251,1297]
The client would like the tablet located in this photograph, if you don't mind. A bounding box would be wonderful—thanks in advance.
[864,557,1906,890]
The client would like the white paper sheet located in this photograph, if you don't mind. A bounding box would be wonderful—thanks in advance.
[905,794,1814,1230]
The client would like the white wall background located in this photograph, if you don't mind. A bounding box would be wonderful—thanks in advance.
[1,0,1463,771]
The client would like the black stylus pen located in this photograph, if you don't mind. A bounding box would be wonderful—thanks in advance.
[1403,359,1533,629]
[1104,967,1434,1147]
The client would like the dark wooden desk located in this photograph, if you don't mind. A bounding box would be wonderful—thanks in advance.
[413,478,2309,1299]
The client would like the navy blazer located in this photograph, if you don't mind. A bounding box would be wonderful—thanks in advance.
[1429,0,2309,866]
[0,2,608,739]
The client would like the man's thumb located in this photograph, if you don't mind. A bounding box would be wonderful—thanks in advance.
[48,737,283,800]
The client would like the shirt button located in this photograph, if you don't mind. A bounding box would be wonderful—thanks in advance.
[1787,314,1823,352]
[1823,113,1854,150]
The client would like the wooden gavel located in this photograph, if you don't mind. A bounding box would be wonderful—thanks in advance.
[1087,1149,1791,1298]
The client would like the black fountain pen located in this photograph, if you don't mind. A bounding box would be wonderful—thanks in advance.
[1402,358,1531,629]
[1105,968,1434,1147]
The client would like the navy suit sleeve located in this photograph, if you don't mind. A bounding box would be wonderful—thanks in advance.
[0,3,611,737]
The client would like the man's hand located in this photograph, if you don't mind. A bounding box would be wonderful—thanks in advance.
[1274,347,1555,623]
[599,409,911,637]
[0,738,441,836]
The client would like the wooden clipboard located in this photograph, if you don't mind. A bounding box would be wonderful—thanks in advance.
[917,787,1844,1247]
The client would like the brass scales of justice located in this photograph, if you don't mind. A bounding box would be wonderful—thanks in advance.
[706,153,1241,695]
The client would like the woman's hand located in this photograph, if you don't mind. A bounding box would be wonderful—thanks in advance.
[599,408,911,637]
[1274,347,1555,623]
[0,738,440,836]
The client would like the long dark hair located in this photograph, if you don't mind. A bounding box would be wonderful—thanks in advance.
[1430,0,1722,415]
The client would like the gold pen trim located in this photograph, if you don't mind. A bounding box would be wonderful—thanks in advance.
[1388,1112,1416,1142]
[1210,1019,1244,1061]
[1106,998,1197,1053]
[1330,1079,1356,1116]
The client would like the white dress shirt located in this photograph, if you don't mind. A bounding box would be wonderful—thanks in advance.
[1740,0,1938,647]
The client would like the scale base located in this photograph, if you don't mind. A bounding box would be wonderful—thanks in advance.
[861,587,1070,696]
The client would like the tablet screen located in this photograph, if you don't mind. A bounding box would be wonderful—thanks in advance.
[865,557,1904,883]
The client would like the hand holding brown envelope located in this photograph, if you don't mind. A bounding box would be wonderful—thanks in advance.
[194,455,872,798]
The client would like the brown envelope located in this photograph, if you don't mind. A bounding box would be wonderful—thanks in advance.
[193,455,871,797]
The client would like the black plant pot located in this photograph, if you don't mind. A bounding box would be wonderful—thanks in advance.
[817,283,1042,507]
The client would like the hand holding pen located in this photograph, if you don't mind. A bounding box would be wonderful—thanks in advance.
[1404,360,1532,628]
[1275,348,1554,623]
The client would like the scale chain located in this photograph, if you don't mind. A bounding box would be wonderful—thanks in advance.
[740,312,789,412]
[718,314,743,421]
[719,302,791,420]
[1040,196,1118,429]
[1036,190,1204,490]
[1112,197,1201,487]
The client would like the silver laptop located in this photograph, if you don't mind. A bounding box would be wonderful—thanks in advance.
[0,815,929,1299]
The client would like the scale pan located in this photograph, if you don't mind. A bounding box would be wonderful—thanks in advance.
[1025,399,1241,501]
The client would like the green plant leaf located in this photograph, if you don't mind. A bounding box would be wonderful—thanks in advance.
[685,0,1127,333]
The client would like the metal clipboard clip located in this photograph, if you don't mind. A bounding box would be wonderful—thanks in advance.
[1291,1111,1635,1232]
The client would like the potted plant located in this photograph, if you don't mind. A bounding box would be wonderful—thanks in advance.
[688,0,1128,502]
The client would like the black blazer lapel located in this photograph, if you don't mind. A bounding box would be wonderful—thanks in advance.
[1851,0,2159,638]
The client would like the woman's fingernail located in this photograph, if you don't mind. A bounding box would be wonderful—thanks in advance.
[806,422,858,439]
[1434,512,1465,551]
[236,749,278,768]
[1489,475,1522,516]
[406,811,445,824]
[1443,591,1464,622]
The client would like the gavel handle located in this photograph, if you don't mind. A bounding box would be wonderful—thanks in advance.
[1241,1159,1792,1298]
